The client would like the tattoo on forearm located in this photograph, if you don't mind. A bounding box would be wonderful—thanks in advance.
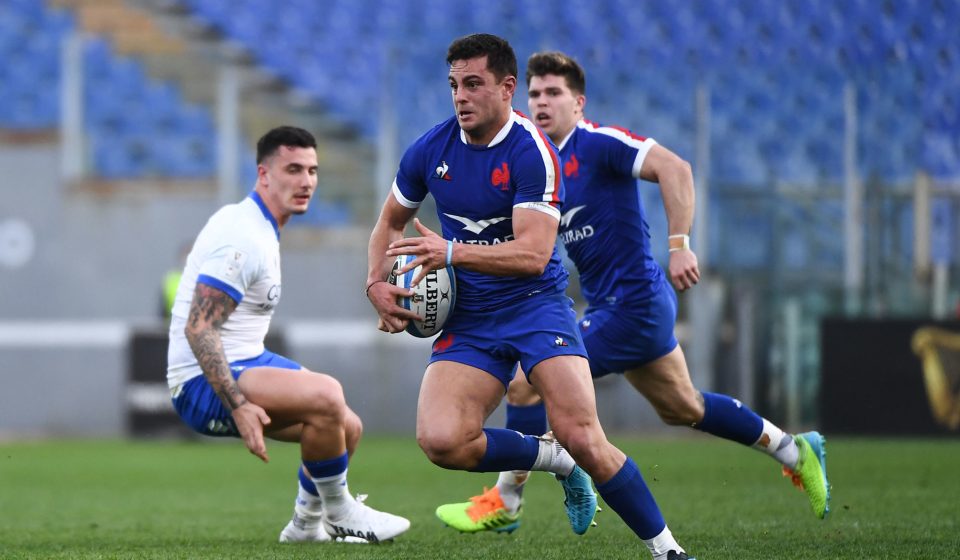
[186,284,246,411]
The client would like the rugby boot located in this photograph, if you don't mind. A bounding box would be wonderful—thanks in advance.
[279,512,332,542]
[555,465,598,535]
[782,431,830,519]
[435,486,522,533]
[322,494,410,543]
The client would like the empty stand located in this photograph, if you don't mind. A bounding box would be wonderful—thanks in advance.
[0,0,955,233]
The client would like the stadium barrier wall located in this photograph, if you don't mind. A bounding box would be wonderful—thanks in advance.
[0,320,672,438]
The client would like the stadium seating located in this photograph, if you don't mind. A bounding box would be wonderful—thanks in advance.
[0,0,71,129]
[83,36,216,178]
[0,0,955,237]
[0,1,217,178]
[174,0,957,185]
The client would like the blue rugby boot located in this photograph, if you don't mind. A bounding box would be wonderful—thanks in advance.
[555,465,598,535]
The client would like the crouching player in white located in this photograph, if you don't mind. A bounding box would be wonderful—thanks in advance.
[167,126,409,544]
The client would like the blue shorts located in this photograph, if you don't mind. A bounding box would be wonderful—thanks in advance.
[429,292,588,389]
[580,278,679,378]
[171,349,301,437]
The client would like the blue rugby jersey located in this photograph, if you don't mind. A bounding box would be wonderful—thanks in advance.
[392,111,568,312]
[555,119,665,306]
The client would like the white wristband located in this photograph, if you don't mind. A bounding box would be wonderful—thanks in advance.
[668,234,690,253]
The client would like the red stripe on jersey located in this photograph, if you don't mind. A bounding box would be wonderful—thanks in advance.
[583,119,648,142]
[515,110,562,206]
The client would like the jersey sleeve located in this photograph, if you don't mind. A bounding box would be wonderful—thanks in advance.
[195,241,260,304]
[511,130,563,221]
[597,126,658,179]
[392,139,429,209]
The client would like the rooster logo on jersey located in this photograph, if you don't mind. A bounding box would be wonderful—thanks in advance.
[434,161,452,181]
[564,153,580,178]
[491,162,510,190]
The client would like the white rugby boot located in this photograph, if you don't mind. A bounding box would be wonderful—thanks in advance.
[321,494,410,543]
[279,512,331,542]
[280,512,368,543]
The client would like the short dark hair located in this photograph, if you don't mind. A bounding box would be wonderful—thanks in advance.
[256,126,316,163]
[446,33,517,82]
[526,51,586,95]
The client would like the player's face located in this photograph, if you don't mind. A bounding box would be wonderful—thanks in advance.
[527,74,584,143]
[257,145,319,221]
[449,56,516,144]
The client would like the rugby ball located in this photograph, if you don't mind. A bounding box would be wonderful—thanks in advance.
[388,254,456,338]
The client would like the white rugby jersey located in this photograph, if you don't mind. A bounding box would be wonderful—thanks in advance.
[167,192,282,388]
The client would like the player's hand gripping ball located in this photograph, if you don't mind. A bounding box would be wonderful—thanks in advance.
[388,254,456,338]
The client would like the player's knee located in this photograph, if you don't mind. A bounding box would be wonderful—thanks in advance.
[305,375,348,424]
[416,433,457,468]
[552,421,604,464]
[344,408,363,452]
[416,428,474,469]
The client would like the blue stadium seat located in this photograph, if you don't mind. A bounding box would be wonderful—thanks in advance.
[185,0,232,28]
[154,132,216,178]
[921,132,959,178]
[92,133,150,178]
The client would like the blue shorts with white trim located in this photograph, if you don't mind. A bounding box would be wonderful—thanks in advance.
[429,291,588,389]
[171,349,301,437]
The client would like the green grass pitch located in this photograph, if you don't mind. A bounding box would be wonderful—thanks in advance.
[1,436,958,559]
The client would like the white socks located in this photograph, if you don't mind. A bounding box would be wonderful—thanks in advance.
[312,469,352,520]
[752,418,800,469]
[290,475,324,530]
[646,525,684,560]
[530,437,576,477]
[295,479,323,514]
[495,470,529,513]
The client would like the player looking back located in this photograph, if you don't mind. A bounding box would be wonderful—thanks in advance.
[366,34,693,560]
[166,126,409,544]
[435,51,830,539]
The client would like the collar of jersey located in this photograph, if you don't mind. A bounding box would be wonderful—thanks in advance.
[556,120,581,152]
[459,111,515,148]
[249,190,281,240]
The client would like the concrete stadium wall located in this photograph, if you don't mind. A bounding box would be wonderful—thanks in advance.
[0,144,377,322]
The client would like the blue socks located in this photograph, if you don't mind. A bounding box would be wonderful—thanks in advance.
[471,428,541,472]
[298,467,319,496]
[596,457,665,540]
[302,453,351,517]
[302,452,349,478]
[505,402,548,436]
[694,392,764,446]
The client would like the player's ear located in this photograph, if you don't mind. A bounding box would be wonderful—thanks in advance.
[501,75,517,98]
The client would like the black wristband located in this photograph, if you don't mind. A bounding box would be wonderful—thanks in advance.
[365,280,385,297]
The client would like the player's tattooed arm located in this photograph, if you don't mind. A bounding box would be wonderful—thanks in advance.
[184,283,245,410]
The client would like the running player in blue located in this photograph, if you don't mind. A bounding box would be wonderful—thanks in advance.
[435,51,831,541]
[366,35,693,560]
[167,126,409,544]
